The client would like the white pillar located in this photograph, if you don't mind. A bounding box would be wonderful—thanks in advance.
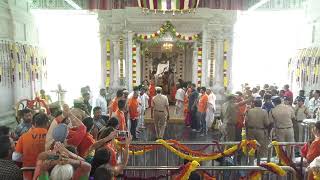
[110,37,120,88]
[192,42,198,84]
[213,39,224,92]
[100,36,107,89]
[201,28,208,87]
[226,38,233,92]
[127,31,133,91]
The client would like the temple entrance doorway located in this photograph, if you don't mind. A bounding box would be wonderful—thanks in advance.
[141,42,194,97]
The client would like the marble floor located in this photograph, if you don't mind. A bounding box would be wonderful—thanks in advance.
[136,120,221,142]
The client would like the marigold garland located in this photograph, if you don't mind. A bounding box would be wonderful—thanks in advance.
[157,139,238,161]
[105,39,111,88]
[248,170,262,180]
[175,161,200,180]
[166,139,218,157]
[271,141,290,166]
[259,162,286,176]
[290,47,320,87]
[115,138,257,160]
[313,170,320,180]
[135,21,200,42]
[197,46,202,86]
[209,40,215,86]
[271,141,302,179]
[223,39,229,91]
[119,36,124,83]
[0,41,45,90]
[132,43,137,87]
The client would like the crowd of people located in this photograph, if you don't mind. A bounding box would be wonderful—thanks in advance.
[220,84,320,166]
[0,86,138,180]
[1,82,320,180]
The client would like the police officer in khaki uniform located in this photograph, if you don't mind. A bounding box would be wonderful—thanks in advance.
[245,99,270,157]
[269,96,295,142]
[221,94,253,141]
[151,87,170,139]
[221,95,237,141]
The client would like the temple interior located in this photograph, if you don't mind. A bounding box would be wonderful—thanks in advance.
[1,0,320,180]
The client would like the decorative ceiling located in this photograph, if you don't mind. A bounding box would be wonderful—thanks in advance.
[30,0,307,10]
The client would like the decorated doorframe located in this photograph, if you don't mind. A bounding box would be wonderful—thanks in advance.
[129,21,202,89]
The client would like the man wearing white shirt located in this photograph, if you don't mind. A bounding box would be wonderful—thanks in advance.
[95,88,108,116]
[252,87,260,98]
[206,89,216,130]
[138,88,149,129]
[175,84,185,117]
[308,90,320,117]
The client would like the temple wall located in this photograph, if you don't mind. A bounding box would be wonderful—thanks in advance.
[306,0,320,45]
[0,0,39,127]
[288,0,320,95]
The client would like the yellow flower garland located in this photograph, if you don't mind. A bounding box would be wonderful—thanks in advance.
[180,161,200,180]
[115,139,257,160]
[263,162,286,176]
[313,170,320,180]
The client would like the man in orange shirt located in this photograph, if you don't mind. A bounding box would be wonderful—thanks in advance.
[115,99,127,131]
[128,91,140,140]
[78,117,95,157]
[235,92,248,141]
[12,112,49,180]
[148,79,156,106]
[197,87,209,136]
[109,90,123,117]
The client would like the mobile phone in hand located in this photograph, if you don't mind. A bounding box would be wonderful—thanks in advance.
[47,155,60,160]
[118,131,129,138]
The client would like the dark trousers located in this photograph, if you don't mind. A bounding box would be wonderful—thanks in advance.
[199,112,206,134]
[130,119,138,139]
[191,110,199,130]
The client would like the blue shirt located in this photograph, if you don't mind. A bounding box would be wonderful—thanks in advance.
[262,102,274,113]
[14,121,32,139]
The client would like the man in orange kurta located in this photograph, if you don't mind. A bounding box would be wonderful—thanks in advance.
[115,99,127,131]
[109,89,123,117]
[148,80,156,107]
[128,91,140,140]
[197,87,209,136]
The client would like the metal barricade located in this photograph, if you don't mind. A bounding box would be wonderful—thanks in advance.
[120,141,261,168]
[301,119,317,142]
[267,142,306,180]
[123,165,296,180]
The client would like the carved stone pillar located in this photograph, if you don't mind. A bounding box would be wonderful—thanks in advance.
[213,38,225,93]
[100,35,107,88]
[192,42,198,84]
[201,28,208,87]
[226,37,233,91]
[211,38,225,113]
[110,36,120,88]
